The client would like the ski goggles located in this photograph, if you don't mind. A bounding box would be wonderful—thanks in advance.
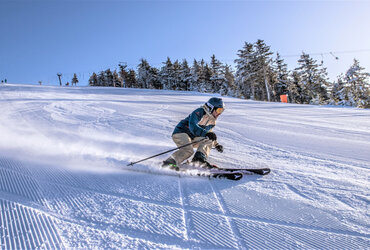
[214,107,224,114]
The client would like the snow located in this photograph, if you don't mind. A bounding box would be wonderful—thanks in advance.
[0,83,369,249]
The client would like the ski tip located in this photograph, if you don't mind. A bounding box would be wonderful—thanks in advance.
[244,168,271,175]
[231,173,243,180]
[212,173,243,181]
[260,168,271,175]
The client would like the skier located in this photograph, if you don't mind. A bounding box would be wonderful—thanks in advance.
[162,97,225,170]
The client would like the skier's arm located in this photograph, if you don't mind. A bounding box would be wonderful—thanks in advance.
[188,110,208,137]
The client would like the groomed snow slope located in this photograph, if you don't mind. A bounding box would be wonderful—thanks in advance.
[0,83,369,249]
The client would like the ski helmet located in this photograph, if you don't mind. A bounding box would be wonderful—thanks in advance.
[205,97,225,113]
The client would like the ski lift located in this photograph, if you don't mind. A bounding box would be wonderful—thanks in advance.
[57,73,62,86]
[330,52,339,60]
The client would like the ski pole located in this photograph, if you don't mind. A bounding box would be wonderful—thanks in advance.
[127,138,207,166]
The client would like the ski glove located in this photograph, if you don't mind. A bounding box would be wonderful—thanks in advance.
[205,132,217,141]
[215,144,224,153]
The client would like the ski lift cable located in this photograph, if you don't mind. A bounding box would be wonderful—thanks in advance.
[193,48,370,65]
[281,49,370,58]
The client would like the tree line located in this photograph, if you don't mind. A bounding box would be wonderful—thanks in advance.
[88,39,370,108]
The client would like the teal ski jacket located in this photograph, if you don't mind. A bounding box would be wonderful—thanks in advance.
[173,106,216,139]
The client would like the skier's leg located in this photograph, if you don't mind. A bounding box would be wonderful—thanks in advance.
[191,137,216,167]
[194,137,214,158]
[169,133,194,165]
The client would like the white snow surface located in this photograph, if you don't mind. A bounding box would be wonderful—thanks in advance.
[0,83,369,249]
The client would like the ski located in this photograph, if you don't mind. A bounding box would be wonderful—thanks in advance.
[198,170,244,181]
[182,161,271,176]
[214,167,271,176]
[161,163,244,180]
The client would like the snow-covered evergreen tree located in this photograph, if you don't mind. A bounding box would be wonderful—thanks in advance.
[234,42,256,99]
[88,64,138,89]
[287,71,304,104]
[295,53,329,104]
[118,63,128,88]
[271,53,289,101]
[197,59,208,92]
[234,40,274,101]
[71,73,79,86]
[331,74,348,105]
[254,39,274,101]
[98,71,105,87]
[112,70,121,87]
[137,59,152,89]
[266,68,279,101]
[105,69,114,87]
[190,59,201,92]
[210,54,224,93]
[125,69,137,88]
[172,60,182,90]
[159,57,174,90]
[88,73,98,86]
[203,63,213,92]
[180,59,192,91]
[150,67,161,89]
[222,64,236,96]
[342,59,370,108]
[190,59,209,93]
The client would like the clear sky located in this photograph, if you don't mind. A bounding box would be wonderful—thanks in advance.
[1,0,370,85]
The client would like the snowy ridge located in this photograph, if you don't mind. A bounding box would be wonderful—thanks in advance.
[0,84,369,249]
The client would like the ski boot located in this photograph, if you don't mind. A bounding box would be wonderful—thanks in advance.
[191,152,217,169]
[162,157,179,171]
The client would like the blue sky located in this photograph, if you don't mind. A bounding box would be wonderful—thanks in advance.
[1,0,370,85]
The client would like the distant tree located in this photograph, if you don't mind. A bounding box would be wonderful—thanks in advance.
[287,71,304,104]
[150,67,161,89]
[235,42,257,99]
[295,52,329,104]
[180,59,192,91]
[342,59,370,108]
[89,72,98,86]
[210,54,224,93]
[203,63,213,93]
[197,59,208,92]
[126,69,137,88]
[112,70,121,87]
[104,69,114,87]
[118,63,128,87]
[190,59,201,92]
[137,59,151,89]
[159,57,174,90]
[172,60,182,90]
[330,75,348,105]
[254,39,274,101]
[271,53,289,101]
[221,64,236,96]
[72,73,79,86]
[98,71,105,86]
